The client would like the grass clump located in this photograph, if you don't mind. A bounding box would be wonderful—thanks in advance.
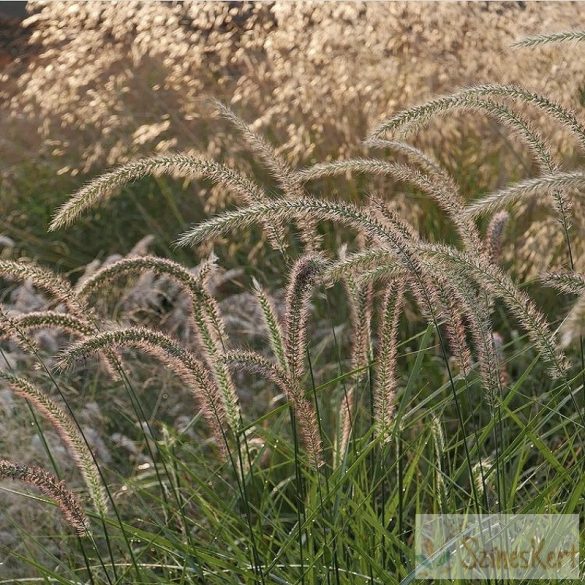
[1,29,585,585]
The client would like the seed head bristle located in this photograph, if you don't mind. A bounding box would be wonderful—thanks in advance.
[223,350,323,466]
[421,243,567,378]
[464,172,585,220]
[513,31,585,48]
[368,84,585,151]
[0,260,82,316]
[0,373,108,517]
[212,99,317,250]
[540,271,585,295]
[374,282,404,441]
[252,279,288,372]
[0,459,90,536]
[60,327,228,452]
[284,253,328,381]
[486,211,510,265]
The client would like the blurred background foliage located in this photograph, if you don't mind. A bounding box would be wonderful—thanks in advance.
[1,1,585,274]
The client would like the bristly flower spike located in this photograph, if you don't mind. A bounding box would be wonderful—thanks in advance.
[374,282,404,441]
[0,459,90,536]
[59,327,229,454]
[213,98,319,250]
[0,372,108,517]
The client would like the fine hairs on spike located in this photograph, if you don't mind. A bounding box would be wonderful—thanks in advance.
[284,253,328,381]
[222,350,323,467]
[486,211,510,265]
[373,97,557,174]
[513,31,585,48]
[0,372,107,517]
[175,194,434,293]
[336,244,373,463]
[364,137,460,194]
[212,98,303,199]
[540,271,585,295]
[368,196,422,243]
[252,278,288,371]
[76,254,224,339]
[0,309,121,380]
[0,260,83,316]
[368,84,585,150]
[463,172,585,220]
[434,277,473,375]
[421,243,567,378]
[374,282,404,442]
[435,269,502,400]
[0,459,90,536]
[75,254,240,432]
[7,311,95,338]
[212,98,318,250]
[295,158,481,252]
[60,327,228,453]
[76,255,206,303]
[49,154,288,252]
[321,248,398,286]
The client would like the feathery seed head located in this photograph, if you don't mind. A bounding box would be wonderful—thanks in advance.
[284,253,328,381]
[0,260,82,316]
[486,211,510,265]
[540,271,585,295]
[60,327,229,449]
[50,154,267,231]
[0,459,90,536]
[0,372,108,517]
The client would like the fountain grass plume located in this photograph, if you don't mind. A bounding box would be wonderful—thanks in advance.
[59,327,228,452]
[513,31,585,48]
[0,372,107,517]
[50,154,266,230]
[49,154,288,253]
[284,253,328,382]
[368,84,585,150]
[212,98,318,250]
[296,158,481,252]
[212,99,303,199]
[76,255,205,302]
[411,98,551,172]
[364,138,460,193]
[0,459,90,536]
[463,172,585,220]
[541,271,585,295]
[75,254,225,341]
[321,249,397,286]
[0,260,83,316]
[374,282,404,442]
[253,278,288,372]
[74,254,240,430]
[486,211,510,265]
[222,350,322,467]
[336,256,373,463]
[421,243,567,378]
[7,311,95,338]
